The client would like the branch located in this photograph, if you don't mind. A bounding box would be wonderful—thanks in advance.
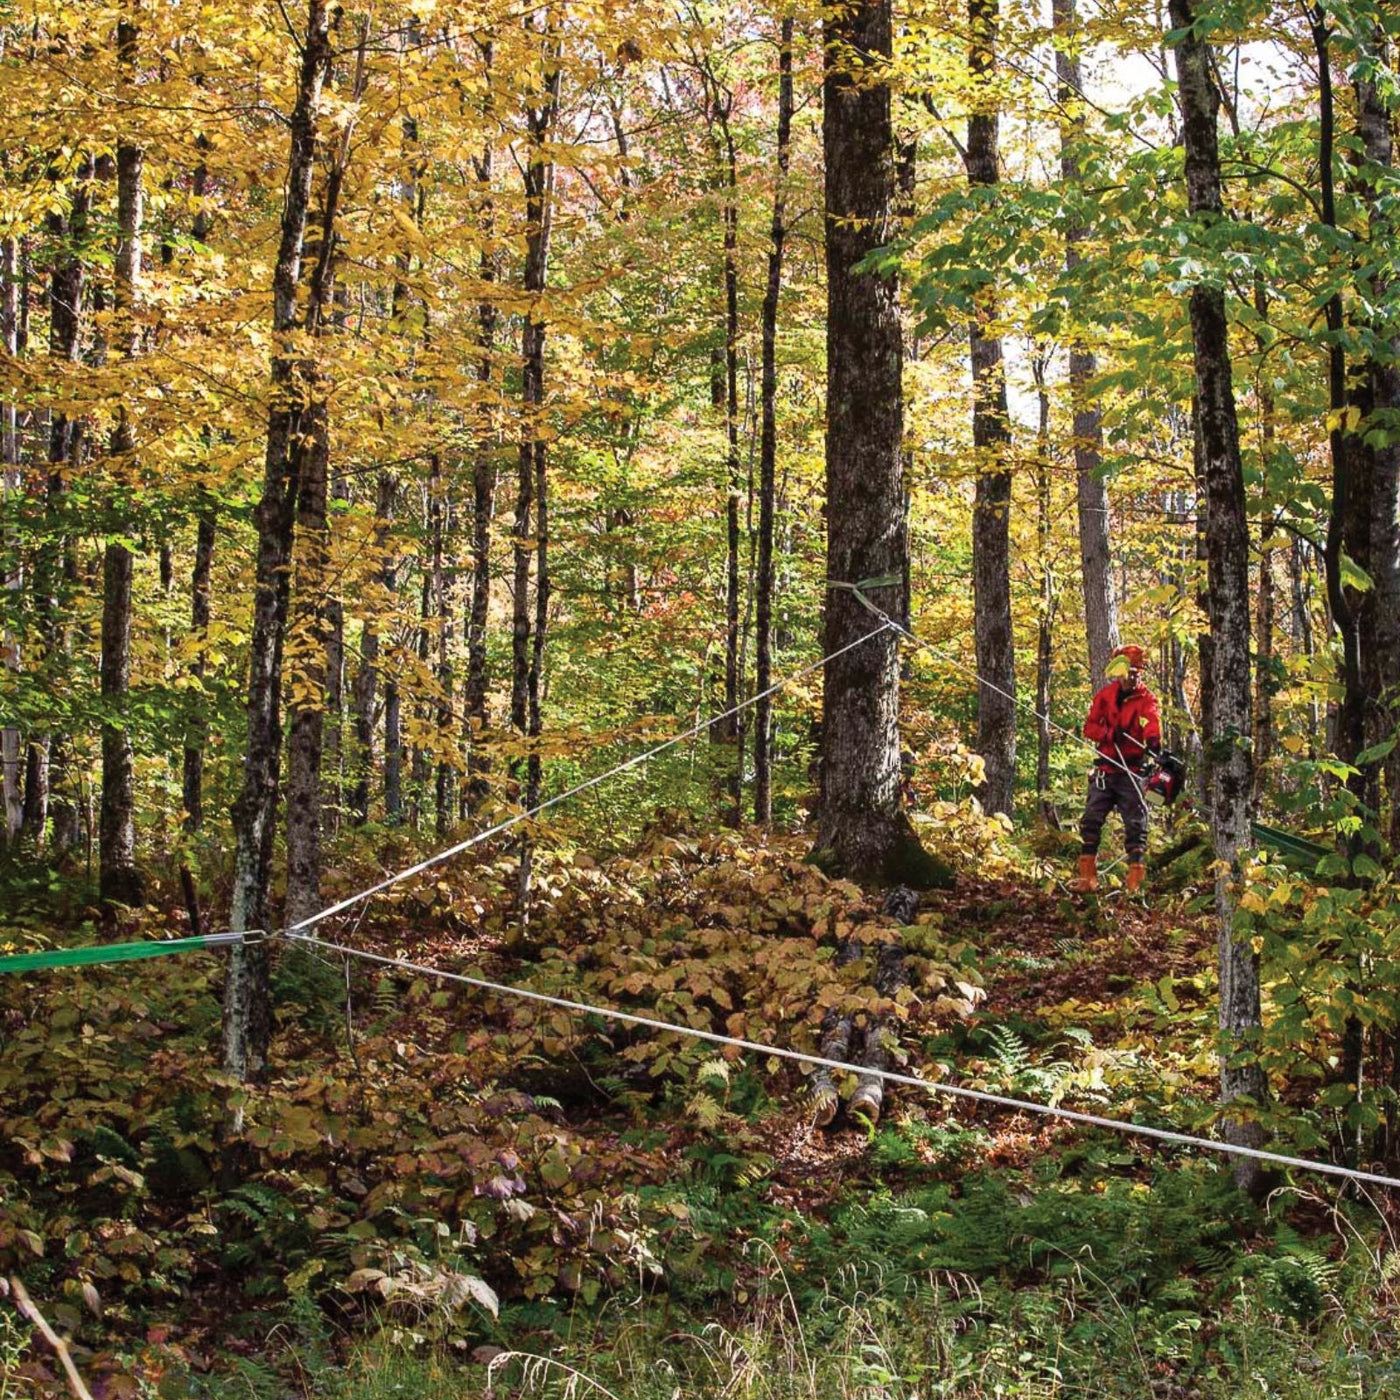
[8,1277,98,1400]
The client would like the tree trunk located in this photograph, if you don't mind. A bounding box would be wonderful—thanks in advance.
[966,0,1015,819]
[283,407,331,926]
[1,237,21,843]
[718,104,742,826]
[753,16,793,826]
[283,42,356,923]
[1032,349,1057,825]
[180,165,216,837]
[182,508,216,832]
[1289,536,1321,758]
[1170,0,1268,1198]
[25,162,93,851]
[99,18,145,906]
[1311,12,1376,841]
[465,121,498,817]
[1351,26,1400,851]
[510,28,560,923]
[816,0,942,886]
[350,472,395,825]
[1053,0,1117,687]
[1254,518,1275,806]
[223,0,333,1081]
[430,461,457,838]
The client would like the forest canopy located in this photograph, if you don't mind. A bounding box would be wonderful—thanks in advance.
[1,0,1399,1393]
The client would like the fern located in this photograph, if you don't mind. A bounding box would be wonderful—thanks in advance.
[985,1024,1035,1085]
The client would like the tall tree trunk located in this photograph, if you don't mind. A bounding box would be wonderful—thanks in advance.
[283,406,332,925]
[1053,0,1117,686]
[816,0,940,886]
[1251,278,1277,807]
[430,460,457,838]
[510,27,560,922]
[349,472,395,825]
[223,0,333,1082]
[182,508,216,832]
[99,14,144,905]
[1290,536,1321,758]
[1170,0,1268,1198]
[1310,11,1376,843]
[180,163,216,837]
[1193,401,1214,810]
[753,16,793,826]
[1254,519,1276,806]
[1351,25,1400,851]
[1032,348,1057,825]
[965,0,1015,819]
[1,237,21,843]
[465,118,498,816]
[25,162,93,850]
[718,103,742,825]
[283,33,357,924]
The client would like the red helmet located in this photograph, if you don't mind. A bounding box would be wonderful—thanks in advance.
[1106,644,1148,680]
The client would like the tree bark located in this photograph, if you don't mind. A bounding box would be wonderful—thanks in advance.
[510,25,560,923]
[283,405,331,926]
[1350,25,1400,851]
[1052,0,1118,686]
[429,459,457,838]
[1,236,21,843]
[1170,0,1268,1198]
[182,507,216,832]
[816,0,942,886]
[349,472,395,825]
[25,161,93,851]
[718,98,743,825]
[465,118,498,816]
[1311,11,1376,840]
[1031,349,1057,825]
[754,17,793,826]
[965,0,1016,819]
[99,15,144,906]
[223,0,333,1081]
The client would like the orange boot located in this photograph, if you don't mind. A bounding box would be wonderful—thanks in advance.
[1070,854,1098,893]
[1126,861,1147,895]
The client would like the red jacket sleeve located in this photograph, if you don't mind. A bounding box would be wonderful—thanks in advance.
[1083,688,1111,744]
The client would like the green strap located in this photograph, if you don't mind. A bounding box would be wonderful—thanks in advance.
[0,932,244,975]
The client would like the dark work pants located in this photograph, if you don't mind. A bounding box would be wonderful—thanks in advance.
[1079,766,1148,858]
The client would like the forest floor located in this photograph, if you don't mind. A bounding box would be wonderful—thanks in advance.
[2,821,1399,1399]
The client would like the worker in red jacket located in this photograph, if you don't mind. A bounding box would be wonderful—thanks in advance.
[1071,644,1162,894]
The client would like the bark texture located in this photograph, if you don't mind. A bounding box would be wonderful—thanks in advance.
[1311,13,1374,835]
[465,118,498,816]
[100,25,144,905]
[25,162,92,849]
[965,0,1016,818]
[510,29,560,922]
[1052,0,1118,684]
[182,508,215,832]
[223,0,332,1081]
[1,237,21,842]
[817,0,942,885]
[753,16,793,825]
[1170,0,1268,1198]
[1351,30,1400,849]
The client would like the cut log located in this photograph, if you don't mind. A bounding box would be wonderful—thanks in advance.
[810,940,860,1126]
[813,885,918,1127]
[850,939,908,1125]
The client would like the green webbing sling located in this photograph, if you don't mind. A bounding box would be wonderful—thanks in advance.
[0,931,246,975]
